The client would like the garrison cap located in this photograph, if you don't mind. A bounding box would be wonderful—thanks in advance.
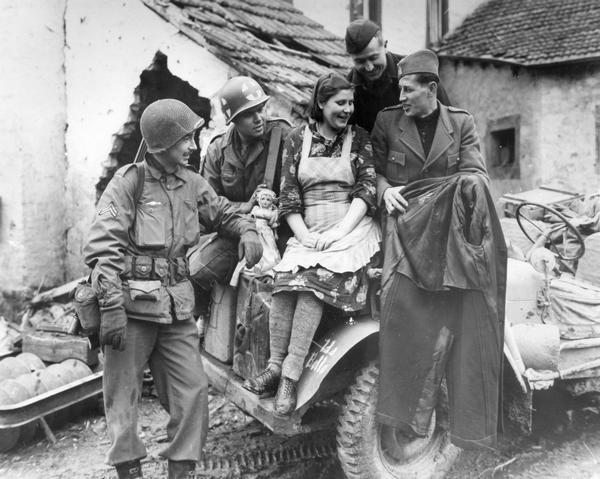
[399,49,439,78]
[345,18,381,54]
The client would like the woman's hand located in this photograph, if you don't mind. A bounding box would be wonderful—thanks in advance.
[297,231,321,249]
[314,228,345,251]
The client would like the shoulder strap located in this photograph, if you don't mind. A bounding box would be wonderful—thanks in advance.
[133,163,145,204]
[132,139,147,203]
[263,126,283,190]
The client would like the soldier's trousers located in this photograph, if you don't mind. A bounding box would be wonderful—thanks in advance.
[103,317,208,465]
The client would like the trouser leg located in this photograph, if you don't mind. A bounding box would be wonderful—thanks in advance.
[281,292,324,381]
[149,318,208,462]
[103,319,156,465]
[267,291,297,371]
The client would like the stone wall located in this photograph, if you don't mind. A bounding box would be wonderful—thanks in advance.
[439,59,600,200]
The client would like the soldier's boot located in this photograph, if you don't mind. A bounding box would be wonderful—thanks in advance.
[115,459,143,479]
[168,460,196,479]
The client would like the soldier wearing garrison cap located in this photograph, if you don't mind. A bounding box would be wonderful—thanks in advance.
[345,20,451,133]
[372,48,487,214]
[190,77,291,324]
[375,51,505,456]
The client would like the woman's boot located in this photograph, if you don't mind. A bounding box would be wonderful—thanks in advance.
[242,366,281,396]
[274,377,297,415]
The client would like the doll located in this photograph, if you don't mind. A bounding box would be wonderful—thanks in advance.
[230,187,282,286]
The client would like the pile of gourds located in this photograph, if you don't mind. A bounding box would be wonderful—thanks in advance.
[0,353,92,451]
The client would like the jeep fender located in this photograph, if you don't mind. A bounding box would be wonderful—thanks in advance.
[296,317,379,409]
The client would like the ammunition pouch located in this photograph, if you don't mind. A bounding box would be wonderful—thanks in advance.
[73,280,101,337]
[121,255,192,323]
[123,255,189,286]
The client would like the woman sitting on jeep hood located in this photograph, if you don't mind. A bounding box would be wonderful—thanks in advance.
[242,72,381,415]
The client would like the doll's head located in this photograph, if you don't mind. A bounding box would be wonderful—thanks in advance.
[256,188,277,209]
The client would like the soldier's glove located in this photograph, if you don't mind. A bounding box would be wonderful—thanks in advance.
[99,304,127,351]
[238,231,263,268]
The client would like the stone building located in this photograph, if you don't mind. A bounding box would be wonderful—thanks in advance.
[436,0,600,200]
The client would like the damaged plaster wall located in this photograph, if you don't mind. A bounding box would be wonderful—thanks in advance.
[63,0,233,280]
[0,0,68,292]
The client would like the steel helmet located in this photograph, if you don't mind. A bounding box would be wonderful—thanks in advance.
[220,76,270,124]
[140,99,205,153]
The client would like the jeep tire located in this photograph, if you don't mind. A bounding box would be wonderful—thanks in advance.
[336,361,459,479]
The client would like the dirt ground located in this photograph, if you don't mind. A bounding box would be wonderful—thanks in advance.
[1,387,600,479]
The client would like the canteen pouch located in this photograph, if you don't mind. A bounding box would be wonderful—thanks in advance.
[168,280,195,321]
[73,281,101,336]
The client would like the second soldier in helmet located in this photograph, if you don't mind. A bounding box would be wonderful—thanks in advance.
[189,77,291,317]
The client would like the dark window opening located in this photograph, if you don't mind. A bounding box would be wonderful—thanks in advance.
[491,129,516,167]
[487,115,520,180]
[96,51,211,201]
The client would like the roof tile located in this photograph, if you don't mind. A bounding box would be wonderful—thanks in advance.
[437,0,600,66]
[142,0,352,114]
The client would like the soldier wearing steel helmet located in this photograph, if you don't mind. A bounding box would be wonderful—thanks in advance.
[83,99,262,479]
[190,76,291,300]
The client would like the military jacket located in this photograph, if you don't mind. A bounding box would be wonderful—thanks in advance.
[202,118,292,208]
[83,158,255,322]
[371,102,488,204]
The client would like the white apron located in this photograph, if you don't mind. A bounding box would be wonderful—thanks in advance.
[274,125,381,274]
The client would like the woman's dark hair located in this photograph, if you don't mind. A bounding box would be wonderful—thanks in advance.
[309,72,353,122]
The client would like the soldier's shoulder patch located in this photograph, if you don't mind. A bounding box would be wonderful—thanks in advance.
[98,201,118,218]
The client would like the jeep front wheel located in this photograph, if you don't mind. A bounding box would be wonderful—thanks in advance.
[336,361,459,479]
